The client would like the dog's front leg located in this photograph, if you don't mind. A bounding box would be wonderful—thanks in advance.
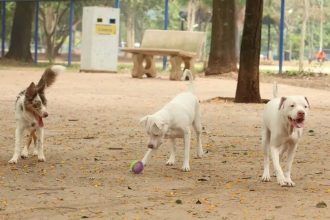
[182,128,191,172]
[270,145,287,186]
[9,127,24,164]
[36,128,46,162]
[166,138,176,165]
[141,148,152,166]
[284,144,298,187]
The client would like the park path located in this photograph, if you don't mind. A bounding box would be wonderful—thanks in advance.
[0,68,329,219]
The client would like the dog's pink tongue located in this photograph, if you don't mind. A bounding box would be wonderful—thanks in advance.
[38,116,44,127]
[292,120,304,128]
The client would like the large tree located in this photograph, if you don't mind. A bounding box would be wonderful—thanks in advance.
[234,0,263,103]
[205,0,237,75]
[5,1,35,62]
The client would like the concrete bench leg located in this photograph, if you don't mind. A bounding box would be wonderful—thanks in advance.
[170,56,195,80]
[144,55,156,78]
[131,54,156,78]
[169,56,183,80]
[183,58,196,79]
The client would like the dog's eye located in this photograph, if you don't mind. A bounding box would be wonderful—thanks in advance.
[290,104,295,107]
[304,105,308,108]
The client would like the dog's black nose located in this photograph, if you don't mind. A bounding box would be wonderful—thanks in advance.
[43,112,48,118]
[148,144,154,149]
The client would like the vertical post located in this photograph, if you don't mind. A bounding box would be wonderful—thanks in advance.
[319,0,323,51]
[1,0,6,57]
[115,0,121,47]
[267,22,271,60]
[68,0,74,66]
[279,0,285,74]
[163,0,169,70]
[34,0,39,64]
[115,0,120,8]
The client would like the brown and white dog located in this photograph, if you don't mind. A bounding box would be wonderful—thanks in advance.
[8,65,65,164]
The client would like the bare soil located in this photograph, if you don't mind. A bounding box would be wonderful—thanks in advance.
[0,67,329,220]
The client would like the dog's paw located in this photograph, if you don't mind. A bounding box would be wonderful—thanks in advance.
[8,158,18,164]
[38,156,46,162]
[181,165,190,172]
[197,151,204,158]
[276,176,287,186]
[283,178,296,187]
[32,150,38,156]
[21,150,29,159]
[20,154,28,159]
[166,159,175,166]
[261,174,271,182]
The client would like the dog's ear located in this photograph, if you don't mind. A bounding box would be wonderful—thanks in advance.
[25,82,37,100]
[278,97,287,110]
[139,116,149,128]
[154,120,168,133]
[304,97,310,108]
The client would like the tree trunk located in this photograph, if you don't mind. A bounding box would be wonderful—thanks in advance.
[234,0,263,103]
[298,0,309,71]
[126,6,135,48]
[5,2,35,62]
[187,0,198,31]
[205,0,237,75]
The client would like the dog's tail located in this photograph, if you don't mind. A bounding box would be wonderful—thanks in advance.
[37,65,65,90]
[181,69,195,92]
[272,81,278,98]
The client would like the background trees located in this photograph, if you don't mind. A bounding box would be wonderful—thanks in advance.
[0,0,329,69]
[205,0,237,75]
[235,0,263,103]
[4,1,35,62]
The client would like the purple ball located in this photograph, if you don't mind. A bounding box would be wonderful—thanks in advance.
[131,161,144,174]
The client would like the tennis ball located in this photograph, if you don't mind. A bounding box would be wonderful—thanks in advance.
[130,160,144,174]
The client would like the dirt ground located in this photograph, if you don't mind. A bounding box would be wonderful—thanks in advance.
[0,67,329,220]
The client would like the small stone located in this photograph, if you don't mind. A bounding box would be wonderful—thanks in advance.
[316,201,327,208]
[175,199,182,204]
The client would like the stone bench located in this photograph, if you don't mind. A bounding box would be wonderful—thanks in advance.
[121,29,205,80]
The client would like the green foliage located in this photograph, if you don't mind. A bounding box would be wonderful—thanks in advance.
[262,0,330,60]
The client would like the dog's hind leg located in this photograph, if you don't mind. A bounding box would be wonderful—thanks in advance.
[9,127,24,164]
[193,108,204,158]
[21,130,36,159]
[30,130,38,156]
[166,138,176,166]
[261,128,271,182]
[21,136,31,159]
[182,128,191,172]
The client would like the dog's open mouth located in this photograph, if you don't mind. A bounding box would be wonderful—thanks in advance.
[288,117,305,128]
[35,114,44,127]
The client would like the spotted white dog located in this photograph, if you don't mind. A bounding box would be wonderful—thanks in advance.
[9,65,65,164]
[261,92,310,186]
[140,69,204,171]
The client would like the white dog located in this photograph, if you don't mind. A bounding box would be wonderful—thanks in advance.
[261,86,310,186]
[9,65,65,164]
[140,69,204,171]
